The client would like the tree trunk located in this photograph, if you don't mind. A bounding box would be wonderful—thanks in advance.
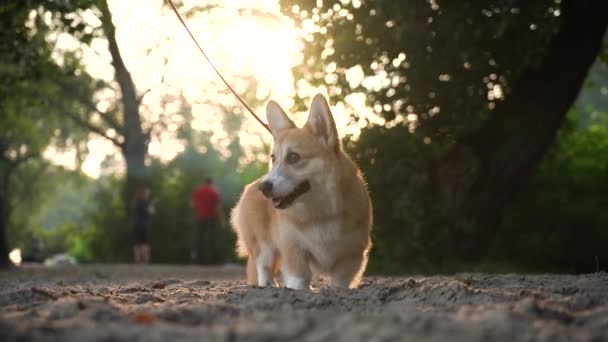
[436,0,608,259]
[0,191,10,268]
[99,0,150,205]
[0,162,12,268]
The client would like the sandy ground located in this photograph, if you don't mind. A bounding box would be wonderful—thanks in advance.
[0,265,607,341]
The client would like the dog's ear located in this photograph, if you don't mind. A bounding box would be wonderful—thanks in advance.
[266,100,295,138]
[305,94,340,152]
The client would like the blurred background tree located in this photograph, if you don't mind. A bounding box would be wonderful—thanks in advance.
[0,1,92,266]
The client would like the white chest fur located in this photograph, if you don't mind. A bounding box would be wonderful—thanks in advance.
[279,217,360,274]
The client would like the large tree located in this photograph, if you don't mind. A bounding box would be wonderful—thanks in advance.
[98,0,150,202]
[50,0,153,209]
[281,0,608,266]
[437,1,608,258]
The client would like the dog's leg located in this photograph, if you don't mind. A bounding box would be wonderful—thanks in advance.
[280,244,311,290]
[246,254,257,285]
[271,254,281,286]
[329,254,368,289]
[256,245,278,287]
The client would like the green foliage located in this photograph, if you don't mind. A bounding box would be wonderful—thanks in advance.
[499,109,608,273]
[282,0,558,137]
[1,0,99,224]
[345,127,449,273]
[8,166,93,257]
[85,176,131,262]
[6,160,52,248]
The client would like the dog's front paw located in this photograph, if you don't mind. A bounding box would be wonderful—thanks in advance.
[283,273,310,290]
[257,278,279,287]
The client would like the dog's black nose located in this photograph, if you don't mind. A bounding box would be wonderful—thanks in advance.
[258,181,273,198]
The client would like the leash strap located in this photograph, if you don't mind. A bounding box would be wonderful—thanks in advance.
[166,0,271,133]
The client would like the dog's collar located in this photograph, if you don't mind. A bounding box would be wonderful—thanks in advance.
[272,181,311,209]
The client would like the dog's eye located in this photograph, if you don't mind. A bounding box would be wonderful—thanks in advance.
[286,152,300,164]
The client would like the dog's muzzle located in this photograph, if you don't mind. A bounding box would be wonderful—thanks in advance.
[258,180,311,209]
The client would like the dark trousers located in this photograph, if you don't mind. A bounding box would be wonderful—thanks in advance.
[191,217,220,264]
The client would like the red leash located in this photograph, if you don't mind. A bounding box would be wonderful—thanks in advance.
[166,0,271,133]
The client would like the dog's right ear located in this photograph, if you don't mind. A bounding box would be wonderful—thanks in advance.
[266,100,295,138]
[305,94,340,152]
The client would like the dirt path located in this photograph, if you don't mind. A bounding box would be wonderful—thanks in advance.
[1,265,607,341]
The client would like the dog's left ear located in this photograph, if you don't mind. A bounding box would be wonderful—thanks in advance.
[305,94,340,152]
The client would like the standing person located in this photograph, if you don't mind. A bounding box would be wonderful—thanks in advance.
[130,186,155,264]
[191,177,222,264]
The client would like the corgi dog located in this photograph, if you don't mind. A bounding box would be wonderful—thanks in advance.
[231,94,372,290]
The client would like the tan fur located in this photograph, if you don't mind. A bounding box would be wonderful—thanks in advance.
[230,94,372,290]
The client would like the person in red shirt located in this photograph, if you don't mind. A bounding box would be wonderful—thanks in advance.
[191,177,222,264]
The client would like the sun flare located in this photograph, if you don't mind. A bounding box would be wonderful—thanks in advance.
[48,0,371,178]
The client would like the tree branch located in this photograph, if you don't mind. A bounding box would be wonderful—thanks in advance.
[137,89,151,108]
[60,107,123,147]
[54,79,124,133]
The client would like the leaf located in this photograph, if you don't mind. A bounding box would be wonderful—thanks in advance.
[132,313,157,325]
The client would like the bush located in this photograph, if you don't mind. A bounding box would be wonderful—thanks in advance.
[499,110,608,272]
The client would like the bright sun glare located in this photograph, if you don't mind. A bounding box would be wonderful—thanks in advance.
[46,0,375,178]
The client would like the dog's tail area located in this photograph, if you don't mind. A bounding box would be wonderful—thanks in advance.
[230,205,258,285]
[229,206,250,258]
[236,236,249,257]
